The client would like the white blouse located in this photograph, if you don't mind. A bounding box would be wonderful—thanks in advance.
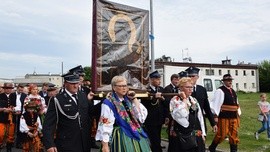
[95,100,148,143]
[20,113,42,133]
[170,96,206,136]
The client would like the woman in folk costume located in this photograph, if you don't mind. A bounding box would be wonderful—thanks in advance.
[95,76,150,152]
[168,77,206,152]
[24,84,46,114]
[20,97,43,152]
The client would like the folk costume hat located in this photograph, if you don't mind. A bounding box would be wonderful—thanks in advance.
[222,74,234,81]
[185,66,200,76]
[149,70,161,78]
[24,98,42,112]
[1,83,14,89]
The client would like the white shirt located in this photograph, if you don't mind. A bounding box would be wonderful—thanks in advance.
[210,88,241,116]
[14,92,22,112]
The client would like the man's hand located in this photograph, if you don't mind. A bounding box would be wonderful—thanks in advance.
[212,125,218,133]
[3,108,13,113]
[214,117,218,124]
[87,92,95,100]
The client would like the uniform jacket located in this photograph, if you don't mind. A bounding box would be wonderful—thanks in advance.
[192,85,216,126]
[42,90,92,152]
[141,85,165,126]
[163,84,178,119]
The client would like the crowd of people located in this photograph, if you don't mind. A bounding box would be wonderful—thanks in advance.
[0,65,242,152]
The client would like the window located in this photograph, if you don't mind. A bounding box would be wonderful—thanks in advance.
[251,71,255,76]
[235,70,238,76]
[243,70,246,76]
[236,83,239,91]
[215,80,223,89]
[252,83,255,88]
[219,70,222,76]
[203,79,213,91]
[205,69,214,76]
[227,70,230,74]
[244,83,247,89]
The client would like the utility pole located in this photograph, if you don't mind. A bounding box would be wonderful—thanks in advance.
[150,0,155,72]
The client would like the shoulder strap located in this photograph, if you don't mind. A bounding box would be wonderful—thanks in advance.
[54,97,79,125]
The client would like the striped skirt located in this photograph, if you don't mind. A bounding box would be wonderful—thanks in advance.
[110,127,151,152]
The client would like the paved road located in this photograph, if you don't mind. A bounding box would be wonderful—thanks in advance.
[8,140,170,152]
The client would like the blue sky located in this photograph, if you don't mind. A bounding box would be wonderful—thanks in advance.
[1,0,270,78]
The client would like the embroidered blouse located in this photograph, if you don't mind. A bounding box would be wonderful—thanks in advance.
[95,96,148,143]
[170,96,206,136]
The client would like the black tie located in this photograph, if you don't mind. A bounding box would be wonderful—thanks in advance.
[192,86,196,97]
[72,94,78,104]
[174,87,178,93]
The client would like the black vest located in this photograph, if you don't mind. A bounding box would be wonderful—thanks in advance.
[219,86,238,118]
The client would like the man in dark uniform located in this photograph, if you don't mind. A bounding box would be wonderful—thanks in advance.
[141,70,165,152]
[42,71,93,152]
[68,65,100,149]
[185,67,217,143]
[163,74,179,123]
[10,84,27,149]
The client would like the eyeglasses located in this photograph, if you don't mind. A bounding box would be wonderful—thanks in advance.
[183,86,193,89]
[114,85,128,88]
[188,75,197,77]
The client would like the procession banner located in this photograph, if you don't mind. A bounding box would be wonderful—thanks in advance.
[92,0,149,92]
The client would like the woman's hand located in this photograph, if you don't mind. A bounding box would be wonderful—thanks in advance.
[102,141,110,152]
[127,90,136,100]
[179,91,186,100]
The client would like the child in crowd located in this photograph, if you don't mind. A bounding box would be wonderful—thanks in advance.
[20,98,43,152]
[255,93,270,140]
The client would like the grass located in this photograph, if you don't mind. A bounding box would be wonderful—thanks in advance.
[162,92,270,152]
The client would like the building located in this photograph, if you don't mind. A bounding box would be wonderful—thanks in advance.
[155,59,259,93]
[13,72,63,88]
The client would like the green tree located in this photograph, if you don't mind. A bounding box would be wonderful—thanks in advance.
[83,66,91,81]
[258,60,270,92]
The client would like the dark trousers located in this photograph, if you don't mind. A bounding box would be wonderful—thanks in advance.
[145,124,162,152]
[196,136,205,152]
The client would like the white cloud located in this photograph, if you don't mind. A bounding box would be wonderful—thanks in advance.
[1,0,270,78]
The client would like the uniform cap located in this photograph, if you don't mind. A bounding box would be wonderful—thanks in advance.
[62,72,80,83]
[185,66,200,76]
[69,65,85,76]
[149,70,161,78]
[178,71,188,78]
